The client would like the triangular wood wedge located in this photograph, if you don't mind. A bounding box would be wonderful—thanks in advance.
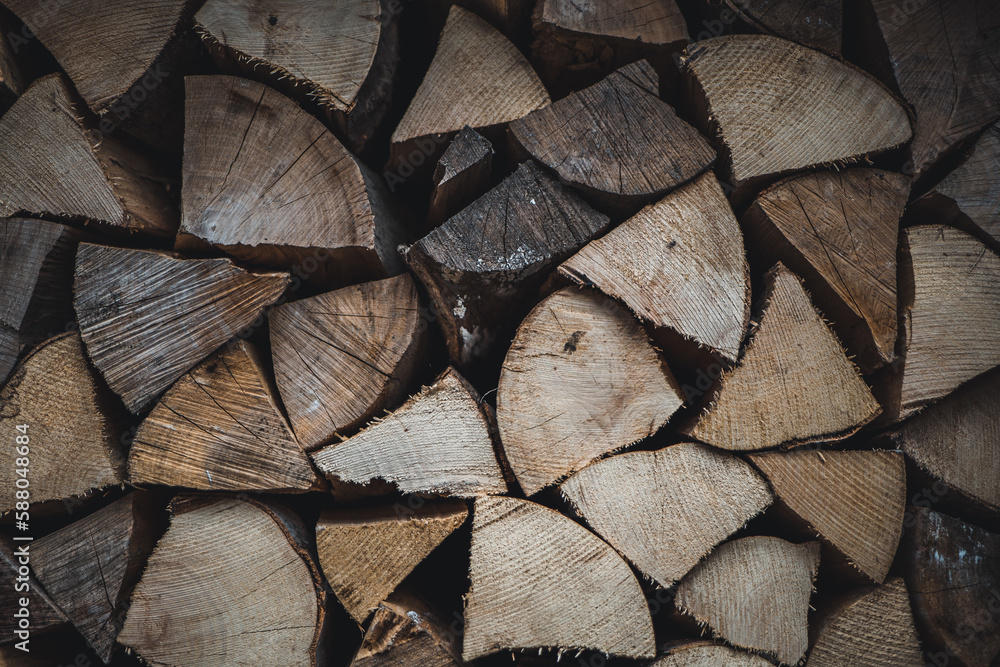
[742,168,908,372]
[498,287,684,495]
[352,589,463,667]
[74,243,290,413]
[0,75,176,238]
[311,368,505,496]
[748,450,905,583]
[0,333,123,514]
[688,264,881,450]
[893,368,1000,511]
[31,493,162,663]
[428,125,493,225]
[651,641,774,667]
[179,75,405,285]
[128,338,318,493]
[510,60,715,212]
[404,160,610,367]
[560,443,773,588]
[270,274,427,451]
[316,501,468,624]
[682,34,911,184]
[0,540,68,639]
[724,0,842,53]
[391,6,549,145]
[560,171,749,362]
[808,578,924,667]
[536,0,687,44]
[674,536,820,666]
[119,496,327,667]
[463,496,656,661]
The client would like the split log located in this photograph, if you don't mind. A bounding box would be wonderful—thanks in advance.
[0,14,22,107]
[74,243,291,413]
[747,450,905,583]
[686,263,880,450]
[269,274,427,451]
[560,442,773,587]
[351,589,463,667]
[892,368,1000,511]
[651,641,774,667]
[560,171,749,362]
[681,34,911,193]
[427,125,493,226]
[807,577,924,667]
[674,536,820,666]
[741,168,908,372]
[0,75,176,238]
[497,287,684,495]
[862,0,1000,179]
[119,495,327,667]
[902,507,1000,667]
[179,75,405,285]
[0,333,123,514]
[128,338,318,493]
[723,0,842,53]
[510,60,715,214]
[462,496,655,661]
[0,218,90,385]
[0,539,68,640]
[311,368,506,496]
[403,160,610,368]
[316,501,468,624]
[31,493,163,663]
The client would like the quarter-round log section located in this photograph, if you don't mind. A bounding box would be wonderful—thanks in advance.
[119,496,327,667]
[497,287,684,495]
[688,264,880,451]
[352,590,463,667]
[462,496,656,661]
[651,641,774,667]
[725,0,842,52]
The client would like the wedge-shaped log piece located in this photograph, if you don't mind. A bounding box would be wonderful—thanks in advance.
[511,60,714,211]
[316,501,468,624]
[893,369,1000,511]
[31,493,162,663]
[128,338,317,493]
[312,368,504,496]
[742,169,908,372]
[0,333,123,513]
[119,496,327,667]
[404,160,610,367]
[391,6,549,145]
[498,287,683,495]
[427,125,493,225]
[0,75,176,237]
[180,76,404,284]
[561,443,772,588]
[683,34,911,184]
[748,450,905,583]
[0,14,22,106]
[724,0,842,53]
[463,496,655,661]
[74,244,290,413]
[808,578,924,667]
[0,540,68,639]
[560,172,749,362]
[902,508,1000,667]
[675,536,820,666]
[688,264,880,450]
[352,589,463,667]
[651,641,774,667]
[536,0,687,44]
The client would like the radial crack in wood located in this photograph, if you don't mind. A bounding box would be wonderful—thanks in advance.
[724,0,842,53]
[427,125,493,226]
[651,641,774,667]
[351,589,464,667]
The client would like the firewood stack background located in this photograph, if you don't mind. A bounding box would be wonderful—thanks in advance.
[0,0,998,665]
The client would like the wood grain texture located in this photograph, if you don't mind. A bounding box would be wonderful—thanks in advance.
[689,264,880,450]
[427,125,493,225]
[725,0,842,52]
[128,338,317,493]
[683,34,911,182]
[675,536,820,666]
[311,368,506,496]
[497,287,684,495]
[651,641,774,667]
[316,502,468,624]
[0,539,68,639]
[0,13,22,106]
[74,243,290,414]
[560,171,749,362]
[0,333,123,514]
[561,443,773,587]
[392,5,549,143]
[538,0,687,43]
[808,577,924,667]
[352,589,463,667]
[0,75,176,238]
[463,496,655,661]
[270,274,425,451]
[119,496,327,667]
[748,450,905,583]
[404,160,610,367]
[742,168,908,372]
